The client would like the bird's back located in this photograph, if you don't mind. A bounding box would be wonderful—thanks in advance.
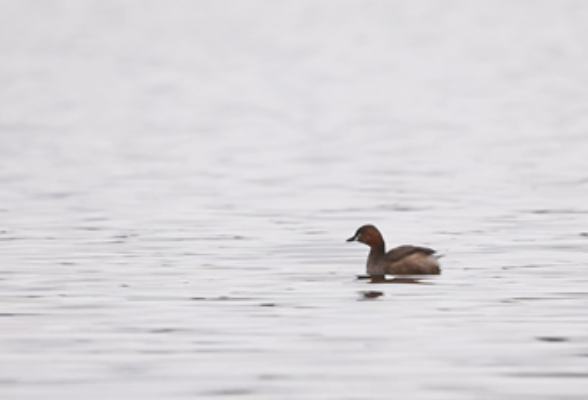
[382,245,440,275]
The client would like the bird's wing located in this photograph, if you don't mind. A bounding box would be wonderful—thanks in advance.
[383,245,436,263]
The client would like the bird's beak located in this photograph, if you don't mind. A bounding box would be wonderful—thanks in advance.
[346,235,357,242]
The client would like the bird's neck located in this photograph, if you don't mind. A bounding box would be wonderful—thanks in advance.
[367,242,386,275]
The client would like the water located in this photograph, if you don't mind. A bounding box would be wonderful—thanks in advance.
[1,1,588,399]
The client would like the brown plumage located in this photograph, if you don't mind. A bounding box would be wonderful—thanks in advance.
[346,224,441,276]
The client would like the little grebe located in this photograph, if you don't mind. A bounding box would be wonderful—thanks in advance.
[347,224,441,276]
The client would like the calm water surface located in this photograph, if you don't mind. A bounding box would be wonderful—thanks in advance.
[1,1,588,399]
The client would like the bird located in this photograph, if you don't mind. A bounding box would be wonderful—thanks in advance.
[346,224,441,276]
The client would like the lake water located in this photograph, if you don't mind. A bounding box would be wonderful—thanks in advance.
[1,1,588,399]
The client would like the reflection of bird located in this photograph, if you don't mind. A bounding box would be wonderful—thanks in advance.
[359,291,384,299]
[347,224,441,276]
